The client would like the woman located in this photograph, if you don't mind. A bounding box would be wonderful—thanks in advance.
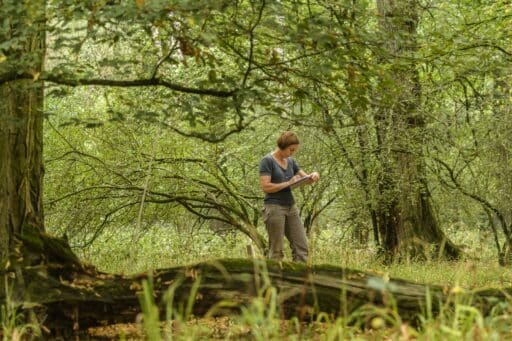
[259,131,320,262]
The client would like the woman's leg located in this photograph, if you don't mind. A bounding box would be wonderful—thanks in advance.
[285,205,308,262]
[263,204,286,261]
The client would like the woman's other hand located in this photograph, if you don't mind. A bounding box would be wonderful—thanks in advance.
[309,172,320,182]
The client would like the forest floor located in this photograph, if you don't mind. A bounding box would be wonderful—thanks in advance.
[85,317,396,340]
[87,318,256,340]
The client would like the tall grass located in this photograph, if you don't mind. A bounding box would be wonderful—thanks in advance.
[1,276,41,341]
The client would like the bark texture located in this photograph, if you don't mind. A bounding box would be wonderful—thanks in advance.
[374,0,460,260]
[0,0,46,264]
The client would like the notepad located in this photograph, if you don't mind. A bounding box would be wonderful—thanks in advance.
[289,175,312,189]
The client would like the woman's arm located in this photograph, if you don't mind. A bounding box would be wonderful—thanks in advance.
[259,175,300,193]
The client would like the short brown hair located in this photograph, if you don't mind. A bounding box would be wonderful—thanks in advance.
[277,131,300,150]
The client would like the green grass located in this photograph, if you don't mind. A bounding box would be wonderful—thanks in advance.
[74,224,511,289]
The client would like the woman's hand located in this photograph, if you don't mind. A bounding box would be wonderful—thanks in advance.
[309,171,320,182]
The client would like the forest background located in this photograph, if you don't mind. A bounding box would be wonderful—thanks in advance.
[1,0,512,339]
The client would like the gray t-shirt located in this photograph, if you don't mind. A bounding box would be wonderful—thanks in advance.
[259,154,300,206]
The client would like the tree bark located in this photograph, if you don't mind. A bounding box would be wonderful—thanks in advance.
[0,1,46,265]
[374,0,460,260]
[0,228,504,338]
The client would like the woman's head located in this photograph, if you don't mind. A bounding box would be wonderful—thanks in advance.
[277,131,300,155]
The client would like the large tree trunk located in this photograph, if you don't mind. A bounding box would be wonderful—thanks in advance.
[0,227,504,338]
[0,1,46,264]
[374,0,460,260]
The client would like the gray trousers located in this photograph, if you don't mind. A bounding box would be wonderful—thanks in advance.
[262,204,308,262]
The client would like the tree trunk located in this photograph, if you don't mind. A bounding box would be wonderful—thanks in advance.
[0,1,46,264]
[491,70,512,264]
[374,0,460,260]
[0,228,504,338]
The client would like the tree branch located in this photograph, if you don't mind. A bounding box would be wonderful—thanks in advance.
[241,0,266,88]
[157,113,263,143]
[0,72,236,97]
[433,156,512,243]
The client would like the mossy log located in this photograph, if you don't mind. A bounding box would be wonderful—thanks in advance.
[0,227,509,336]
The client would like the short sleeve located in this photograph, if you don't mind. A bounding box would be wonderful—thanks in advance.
[259,156,273,176]
[291,158,300,175]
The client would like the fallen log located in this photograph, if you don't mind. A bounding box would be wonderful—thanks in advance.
[0,226,509,337]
